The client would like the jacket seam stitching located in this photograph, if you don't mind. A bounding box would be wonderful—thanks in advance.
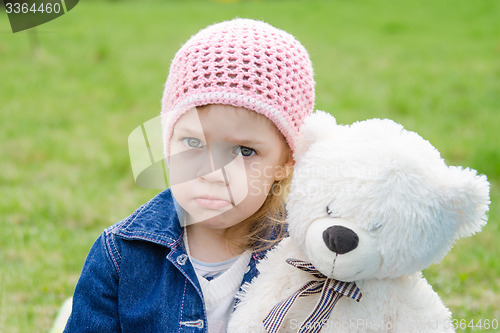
[177,278,188,333]
[105,230,121,274]
[171,232,207,331]
[110,232,121,260]
[114,231,178,247]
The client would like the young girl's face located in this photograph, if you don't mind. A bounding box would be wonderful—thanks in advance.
[169,104,291,230]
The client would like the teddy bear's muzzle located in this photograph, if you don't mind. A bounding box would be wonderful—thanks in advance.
[322,226,359,254]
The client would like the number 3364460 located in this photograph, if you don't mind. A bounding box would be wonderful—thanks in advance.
[452,319,498,330]
[5,2,62,14]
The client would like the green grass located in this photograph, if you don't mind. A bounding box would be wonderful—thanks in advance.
[1,0,499,332]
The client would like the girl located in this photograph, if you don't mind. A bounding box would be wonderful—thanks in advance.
[65,18,315,332]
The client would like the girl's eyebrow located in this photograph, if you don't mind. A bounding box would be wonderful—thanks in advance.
[174,125,266,147]
[216,133,266,147]
[231,138,266,147]
[172,125,203,136]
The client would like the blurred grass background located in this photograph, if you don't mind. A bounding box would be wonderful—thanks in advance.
[1,0,499,332]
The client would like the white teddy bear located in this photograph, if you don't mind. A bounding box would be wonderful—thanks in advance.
[228,111,490,333]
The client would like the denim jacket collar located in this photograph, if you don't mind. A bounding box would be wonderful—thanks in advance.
[110,189,184,248]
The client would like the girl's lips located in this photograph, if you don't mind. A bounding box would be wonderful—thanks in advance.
[195,197,232,210]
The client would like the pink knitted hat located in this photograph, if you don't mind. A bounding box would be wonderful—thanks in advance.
[161,18,315,154]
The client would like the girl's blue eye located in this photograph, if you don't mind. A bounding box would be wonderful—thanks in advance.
[183,137,202,148]
[234,146,256,157]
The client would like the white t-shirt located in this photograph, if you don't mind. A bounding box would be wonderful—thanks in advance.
[184,233,251,333]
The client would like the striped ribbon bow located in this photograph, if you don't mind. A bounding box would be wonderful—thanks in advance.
[263,258,362,333]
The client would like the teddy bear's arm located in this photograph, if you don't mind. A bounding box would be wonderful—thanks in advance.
[387,274,455,333]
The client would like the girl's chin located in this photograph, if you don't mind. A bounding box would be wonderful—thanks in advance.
[185,212,233,229]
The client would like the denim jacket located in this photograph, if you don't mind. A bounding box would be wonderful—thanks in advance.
[64,189,268,332]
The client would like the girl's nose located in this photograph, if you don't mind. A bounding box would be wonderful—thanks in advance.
[198,143,231,184]
[199,168,227,184]
[197,142,235,184]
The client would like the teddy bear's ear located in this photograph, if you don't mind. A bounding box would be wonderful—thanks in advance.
[294,111,337,161]
[443,166,490,239]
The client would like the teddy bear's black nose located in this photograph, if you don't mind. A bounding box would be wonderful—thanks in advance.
[322,226,359,254]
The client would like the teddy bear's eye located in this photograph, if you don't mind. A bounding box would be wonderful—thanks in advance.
[326,206,341,218]
[370,222,383,231]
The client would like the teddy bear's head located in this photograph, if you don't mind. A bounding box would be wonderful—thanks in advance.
[287,111,490,281]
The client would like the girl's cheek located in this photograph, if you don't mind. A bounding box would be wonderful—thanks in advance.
[224,157,250,205]
[245,160,266,179]
[248,179,274,198]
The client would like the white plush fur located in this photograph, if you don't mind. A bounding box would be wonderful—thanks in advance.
[228,112,490,333]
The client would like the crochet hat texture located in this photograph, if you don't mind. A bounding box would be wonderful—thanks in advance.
[161,18,315,154]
